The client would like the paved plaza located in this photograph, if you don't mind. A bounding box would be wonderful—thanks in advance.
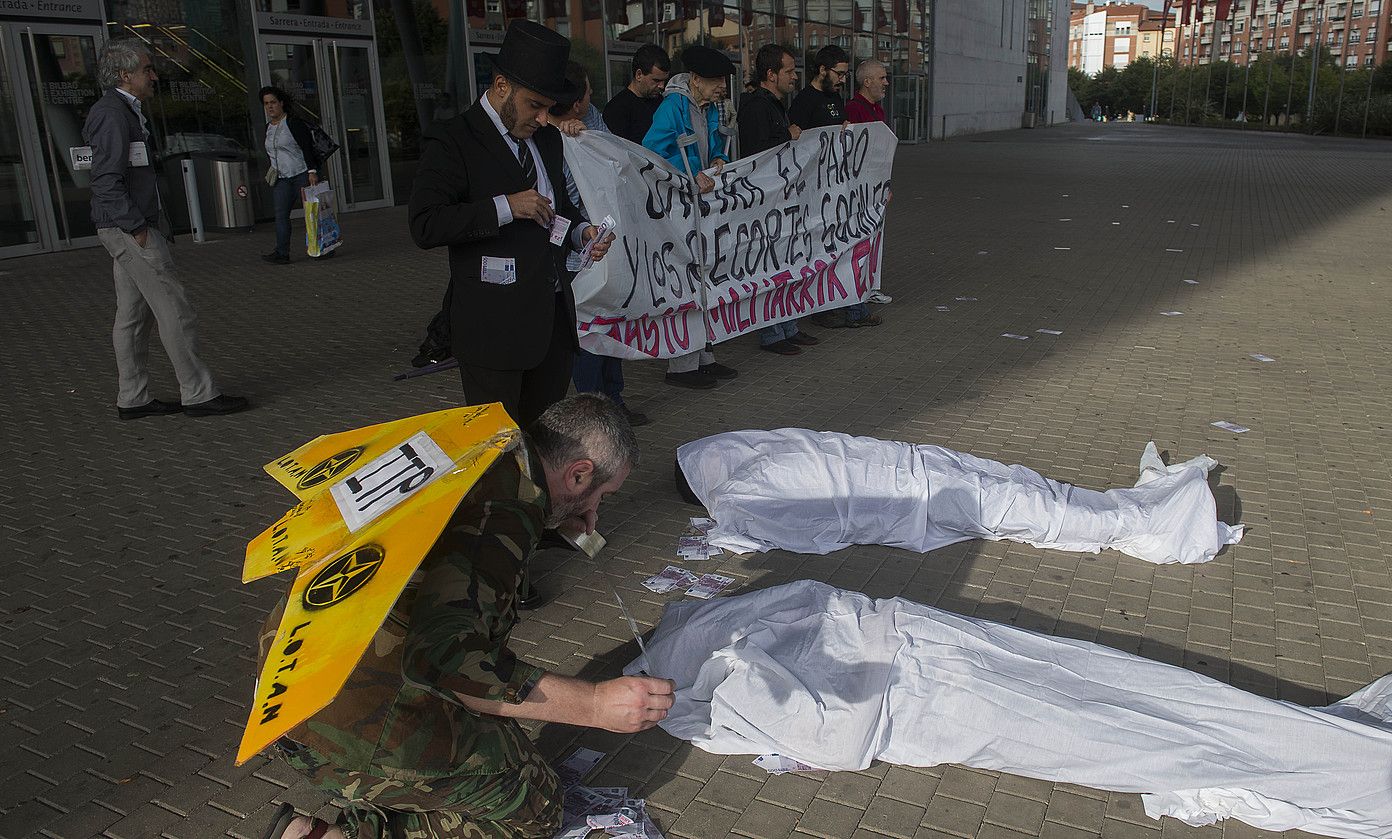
[3,121,1392,839]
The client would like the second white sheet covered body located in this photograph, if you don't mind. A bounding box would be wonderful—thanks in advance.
[676,429,1241,564]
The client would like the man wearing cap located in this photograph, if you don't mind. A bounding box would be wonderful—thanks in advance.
[643,44,739,390]
[409,21,614,429]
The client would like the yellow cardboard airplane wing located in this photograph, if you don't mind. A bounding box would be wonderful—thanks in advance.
[237,404,520,765]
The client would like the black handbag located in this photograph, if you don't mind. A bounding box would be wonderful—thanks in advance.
[308,122,341,161]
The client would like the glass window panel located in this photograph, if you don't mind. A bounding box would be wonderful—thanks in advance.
[106,0,264,226]
[1,34,42,249]
[332,43,385,204]
[22,32,101,242]
[371,0,470,204]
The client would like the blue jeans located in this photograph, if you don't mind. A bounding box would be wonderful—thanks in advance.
[572,350,626,407]
[759,319,800,346]
[846,303,870,323]
[272,171,311,258]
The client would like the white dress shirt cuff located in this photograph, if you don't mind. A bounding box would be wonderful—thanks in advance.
[493,195,513,227]
[570,222,593,251]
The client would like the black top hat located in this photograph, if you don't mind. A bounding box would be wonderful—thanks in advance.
[493,20,578,104]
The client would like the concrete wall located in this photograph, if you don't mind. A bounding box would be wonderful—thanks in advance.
[930,0,1074,136]
[1046,0,1072,126]
[931,0,1030,137]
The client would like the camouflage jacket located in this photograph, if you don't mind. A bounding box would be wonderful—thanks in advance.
[258,443,550,778]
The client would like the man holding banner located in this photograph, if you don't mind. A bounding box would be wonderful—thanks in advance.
[738,43,821,357]
[602,44,671,145]
[643,45,740,390]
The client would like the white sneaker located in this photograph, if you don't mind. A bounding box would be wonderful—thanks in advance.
[867,290,893,304]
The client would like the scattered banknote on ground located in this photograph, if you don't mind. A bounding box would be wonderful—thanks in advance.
[554,769,666,839]
[556,747,605,788]
[642,566,700,594]
[753,754,826,775]
[1211,421,1250,434]
[676,534,722,560]
[687,574,736,600]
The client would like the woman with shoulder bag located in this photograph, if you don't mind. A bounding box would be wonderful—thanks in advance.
[259,85,327,264]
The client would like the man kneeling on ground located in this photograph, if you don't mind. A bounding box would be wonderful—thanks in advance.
[259,393,672,839]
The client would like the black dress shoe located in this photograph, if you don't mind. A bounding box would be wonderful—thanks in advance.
[184,394,250,417]
[787,332,820,346]
[845,313,884,329]
[810,311,848,329]
[666,370,718,389]
[761,340,801,356]
[622,406,651,427]
[699,362,738,379]
[261,252,290,264]
[117,399,183,421]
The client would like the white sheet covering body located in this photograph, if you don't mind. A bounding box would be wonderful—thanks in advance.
[631,581,1392,839]
[676,429,1243,564]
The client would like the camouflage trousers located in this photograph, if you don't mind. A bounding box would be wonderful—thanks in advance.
[277,719,561,839]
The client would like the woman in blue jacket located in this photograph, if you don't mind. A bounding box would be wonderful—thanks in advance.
[643,45,738,389]
[644,45,732,194]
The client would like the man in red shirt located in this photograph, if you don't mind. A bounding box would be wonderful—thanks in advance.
[846,59,889,126]
[846,59,892,308]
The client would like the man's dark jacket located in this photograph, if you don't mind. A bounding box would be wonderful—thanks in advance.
[408,101,585,371]
[737,86,793,157]
[84,88,159,234]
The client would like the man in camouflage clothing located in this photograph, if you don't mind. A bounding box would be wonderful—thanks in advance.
[259,394,671,839]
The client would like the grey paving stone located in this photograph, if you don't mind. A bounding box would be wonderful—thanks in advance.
[5,121,1392,839]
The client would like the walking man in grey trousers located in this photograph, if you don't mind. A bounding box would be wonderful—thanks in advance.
[85,39,248,420]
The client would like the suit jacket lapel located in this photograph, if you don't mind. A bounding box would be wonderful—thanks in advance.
[465,101,525,190]
[535,128,565,207]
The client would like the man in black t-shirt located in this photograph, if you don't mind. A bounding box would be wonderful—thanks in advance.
[788,44,849,133]
[795,45,884,331]
[738,43,820,357]
[603,45,671,145]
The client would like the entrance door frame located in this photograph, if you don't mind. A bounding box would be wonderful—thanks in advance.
[0,20,106,258]
[890,72,926,143]
[256,32,394,212]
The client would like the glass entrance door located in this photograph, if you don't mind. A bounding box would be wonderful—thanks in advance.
[891,73,923,143]
[262,36,391,211]
[0,22,104,257]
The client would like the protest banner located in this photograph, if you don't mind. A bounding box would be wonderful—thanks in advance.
[565,122,895,360]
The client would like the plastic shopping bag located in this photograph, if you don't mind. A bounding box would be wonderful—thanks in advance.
[304,181,342,258]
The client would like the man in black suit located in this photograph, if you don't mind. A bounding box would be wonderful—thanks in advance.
[409,21,613,429]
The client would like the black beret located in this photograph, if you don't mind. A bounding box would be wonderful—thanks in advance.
[682,45,735,79]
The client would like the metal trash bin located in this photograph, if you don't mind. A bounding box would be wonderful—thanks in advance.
[195,152,253,231]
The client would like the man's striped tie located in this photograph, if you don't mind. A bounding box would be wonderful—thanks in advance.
[512,135,537,190]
